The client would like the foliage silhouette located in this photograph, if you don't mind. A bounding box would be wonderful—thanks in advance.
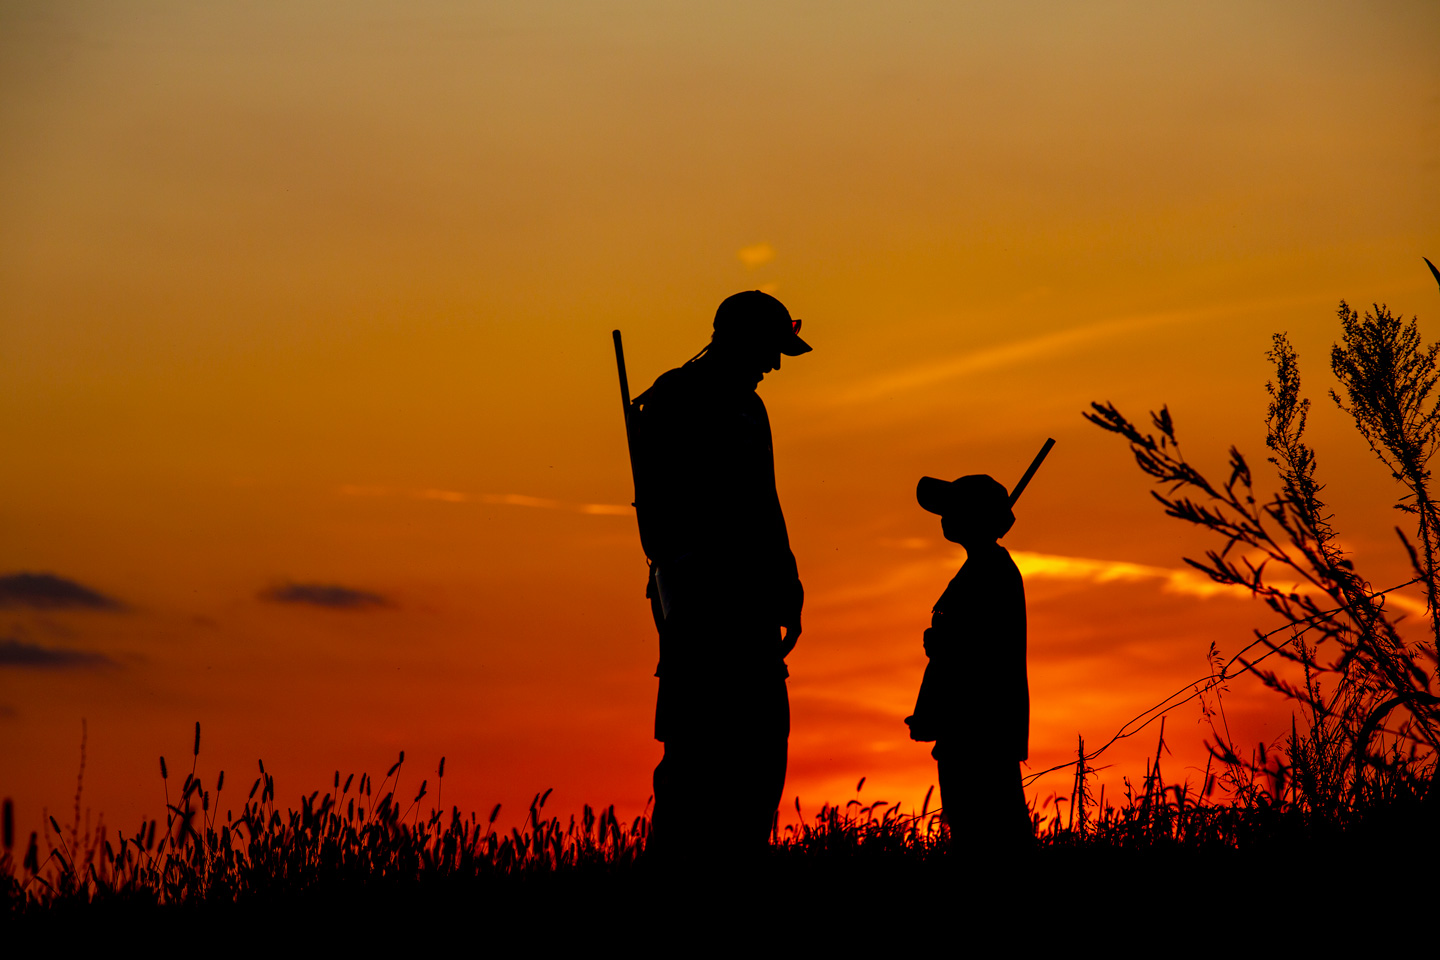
[1086,298,1440,818]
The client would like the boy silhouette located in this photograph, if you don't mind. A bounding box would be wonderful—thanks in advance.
[906,473,1031,849]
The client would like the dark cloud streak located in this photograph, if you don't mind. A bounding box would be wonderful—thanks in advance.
[0,572,123,610]
[0,638,115,669]
[261,582,389,609]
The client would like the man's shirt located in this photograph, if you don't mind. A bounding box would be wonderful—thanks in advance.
[631,358,803,628]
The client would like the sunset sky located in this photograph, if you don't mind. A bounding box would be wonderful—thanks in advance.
[3,0,1439,837]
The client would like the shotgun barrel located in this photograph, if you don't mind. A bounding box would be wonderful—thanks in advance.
[1008,437,1056,506]
[612,330,639,502]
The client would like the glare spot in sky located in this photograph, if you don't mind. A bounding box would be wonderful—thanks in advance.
[737,242,775,268]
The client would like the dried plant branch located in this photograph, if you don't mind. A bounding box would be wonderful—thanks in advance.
[1086,313,1440,815]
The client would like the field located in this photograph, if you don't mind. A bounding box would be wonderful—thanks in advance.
[3,723,1433,945]
[10,302,1440,937]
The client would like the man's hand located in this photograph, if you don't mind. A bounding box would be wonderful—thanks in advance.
[780,620,802,658]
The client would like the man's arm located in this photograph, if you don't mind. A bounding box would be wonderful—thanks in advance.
[778,568,803,657]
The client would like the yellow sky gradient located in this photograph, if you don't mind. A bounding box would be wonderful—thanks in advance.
[3,0,1438,835]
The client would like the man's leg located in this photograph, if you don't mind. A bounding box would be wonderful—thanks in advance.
[726,674,790,851]
[650,738,700,860]
[652,678,788,858]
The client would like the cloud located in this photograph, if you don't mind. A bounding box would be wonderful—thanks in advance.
[737,242,775,268]
[577,502,634,516]
[339,485,633,516]
[1365,589,1426,618]
[1009,550,1253,600]
[833,310,1191,405]
[260,582,390,609]
[476,493,560,508]
[816,547,1259,613]
[0,637,115,669]
[877,537,930,550]
[0,573,123,610]
[830,292,1331,408]
[1009,551,1436,617]
[477,493,634,515]
[419,488,471,503]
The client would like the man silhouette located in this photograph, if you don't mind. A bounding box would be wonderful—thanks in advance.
[629,290,810,859]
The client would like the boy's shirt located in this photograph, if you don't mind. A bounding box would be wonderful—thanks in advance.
[922,542,1029,760]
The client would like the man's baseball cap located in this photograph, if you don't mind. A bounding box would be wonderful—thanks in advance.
[713,290,812,356]
[917,474,1016,535]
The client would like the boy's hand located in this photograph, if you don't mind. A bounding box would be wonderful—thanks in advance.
[780,620,802,658]
[905,715,937,742]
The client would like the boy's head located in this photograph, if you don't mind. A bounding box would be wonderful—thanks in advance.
[916,473,1015,543]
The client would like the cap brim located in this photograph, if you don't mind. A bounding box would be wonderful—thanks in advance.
[916,476,952,515]
[781,334,812,356]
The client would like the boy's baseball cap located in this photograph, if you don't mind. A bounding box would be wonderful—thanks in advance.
[917,474,1015,535]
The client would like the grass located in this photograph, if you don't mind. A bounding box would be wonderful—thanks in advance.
[4,723,1434,940]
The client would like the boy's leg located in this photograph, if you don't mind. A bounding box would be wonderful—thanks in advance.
[936,744,1031,851]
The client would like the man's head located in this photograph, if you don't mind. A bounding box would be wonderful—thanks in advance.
[916,473,1015,545]
[707,291,811,382]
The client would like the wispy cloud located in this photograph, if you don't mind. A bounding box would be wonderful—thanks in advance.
[260,582,390,609]
[1011,550,1431,615]
[0,573,123,610]
[339,485,632,516]
[815,548,1258,613]
[828,293,1328,407]
[0,637,115,669]
[833,309,1193,405]
[877,537,930,550]
[1009,551,1252,600]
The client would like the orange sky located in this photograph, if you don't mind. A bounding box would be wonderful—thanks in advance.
[3,0,1439,838]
